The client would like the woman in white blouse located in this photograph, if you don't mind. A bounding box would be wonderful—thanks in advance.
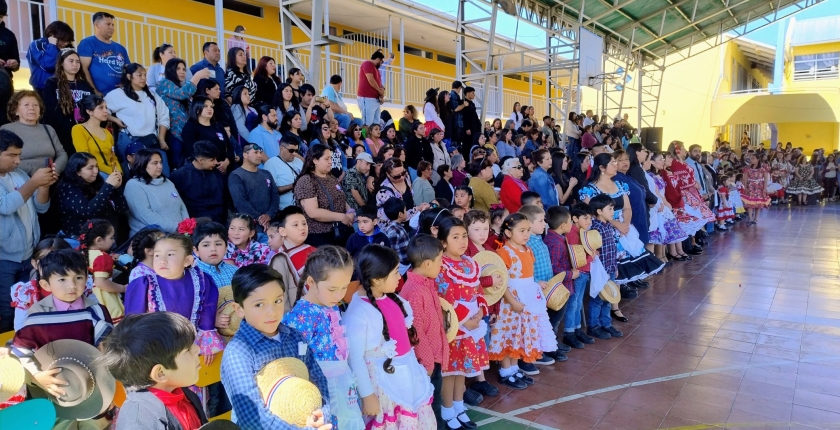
[422,88,444,136]
[105,63,172,176]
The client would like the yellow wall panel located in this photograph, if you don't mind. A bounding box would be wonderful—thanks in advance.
[776,122,840,153]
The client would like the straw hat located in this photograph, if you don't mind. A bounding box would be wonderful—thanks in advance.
[599,280,621,304]
[0,399,56,430]
[198,420,240,429]
[543,272,570,311]
[30,339,116,421]
[439,297,459,343]
[217,286,242,336]
[0,353,25,402]
[569,245,588,269]
[581,229,603,256]
[255,358,322,427]
[473,251,508,306]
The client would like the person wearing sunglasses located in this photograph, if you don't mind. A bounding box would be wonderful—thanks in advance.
[500,156,528,213]
[264,137,302,210]
[374,158,429,224]
[229,142,279,233]
[310,122,346,180]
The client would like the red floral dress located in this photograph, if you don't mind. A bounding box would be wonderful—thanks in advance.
[435,255,490,377]
[741,166,771,208]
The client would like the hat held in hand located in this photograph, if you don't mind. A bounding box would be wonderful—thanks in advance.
[543,272,570,311]
[473,251,508,306]
[0,352,25,403]
[255,358,322,427]
[216,286,242,336]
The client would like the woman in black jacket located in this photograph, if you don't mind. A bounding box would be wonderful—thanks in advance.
[180,96,235,173]
[42,49,94,156]
[252,56,281,107]
[434,164,455,205]
[57,152,128,239]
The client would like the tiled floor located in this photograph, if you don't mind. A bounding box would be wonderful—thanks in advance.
[468,205,840,429]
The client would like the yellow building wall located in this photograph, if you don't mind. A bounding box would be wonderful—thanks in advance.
[785,42,840,90]
[776,122,840,152]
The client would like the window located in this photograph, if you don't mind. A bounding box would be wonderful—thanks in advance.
[400,44,433,59]
[193,0,263,17]
[437,54,456,65]
[793,52,840,81]
[523,75,543,86]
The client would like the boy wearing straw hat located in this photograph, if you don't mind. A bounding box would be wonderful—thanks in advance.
[565,204,597,347]
[543,206,583,349]
[221,264,331,430]
[98,312,210,430]
[518,204,570,366]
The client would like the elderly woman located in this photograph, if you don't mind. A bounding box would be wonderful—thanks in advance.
[500,157,528,213]
[1,91,68,176]
[412,160,435,205]
[57,152,128,239]
[450,153,468,188]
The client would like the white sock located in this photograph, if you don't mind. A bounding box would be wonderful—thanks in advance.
[453,400,465,414]
[441,406,456,421]
[499,367,515,378]
[512,364,521,375]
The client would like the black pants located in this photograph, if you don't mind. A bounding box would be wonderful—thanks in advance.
[0,260,31,332]
[431,363,445,430]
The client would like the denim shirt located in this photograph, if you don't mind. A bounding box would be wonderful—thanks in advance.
[528,166,558,209]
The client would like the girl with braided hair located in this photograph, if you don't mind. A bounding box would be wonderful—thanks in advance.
[344,244,436,429]
[79,218,126,323]
[282,245,364,430]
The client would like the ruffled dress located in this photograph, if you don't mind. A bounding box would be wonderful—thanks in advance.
[490,244,557,361]
[224,240,275,267]
[729,182,746,213]
[788,164,824,196]
[88,249,125,324]
[740,166,772,208]
[645,171,689,245]
[659,167,710,235]
[716,186,735,222]
[284,300,364,430]
[436,255,491,377]
[670,160,716,223]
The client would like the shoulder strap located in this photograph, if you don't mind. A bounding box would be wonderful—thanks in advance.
[82,126,110,167]
[313,175,336,211]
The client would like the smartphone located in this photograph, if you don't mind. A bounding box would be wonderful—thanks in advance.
[314,96,326,104]
[207,69,216,79]
[44,157,54,168]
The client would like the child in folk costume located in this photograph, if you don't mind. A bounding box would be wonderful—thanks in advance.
[345,245,436,430]
[79,219,126,324]
[224,214,274,267]
[730,173,746,215]
[491,213,558,390]
[435,217,491,430]
[716,175,736,227]
[127,228,164,282]
[283,246,365,430]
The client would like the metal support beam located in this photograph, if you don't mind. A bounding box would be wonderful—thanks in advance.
[215,0,224,54]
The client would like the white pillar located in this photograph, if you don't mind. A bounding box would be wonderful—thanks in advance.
[47,0,58,22]
[215,0,225,50]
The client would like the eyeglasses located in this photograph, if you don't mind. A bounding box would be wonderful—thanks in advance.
[244,143,263,153]
[283,147,298,154]
[390,171,407,178]
[512,165,524,170]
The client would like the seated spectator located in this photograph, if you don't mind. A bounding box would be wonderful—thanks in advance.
[527,148,559,209]
[429,128,451,185]
[435,164,455,204]
[105,63,171,176]
[500,156,528,213]
[225,47,256,105]
[450,154,467,187]
[398,105,421,143]
[170,141,226,223]
[467,157,500,212]
[229,143,279,236]
[343,152,373,211]
[293,143,353,247]
[253,56,281,107]
[231,85,258,145]
[189,42,226,98]
[248,105,281,161]
[321,74,362,130]
[375,157,429,222]
[124,149,189,236]
[280,110,308,160]
[156,58,210,167]
[26,20,75,98]
[273,82,300,116]
[57,152,128,239]
[72,94,121,174]
[264,136,303,210]
[42,49,94,155]
[412,160,435,205]
[77,11,129,94]
[309,120,346,179]
[0,130,57,332]
[181,97,234,172]
[1,91,68,176]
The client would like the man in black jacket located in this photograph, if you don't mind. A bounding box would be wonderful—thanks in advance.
[0,1,20,79]
[170,141,227,223]
[404,122,433,173]
[461,86,481,154]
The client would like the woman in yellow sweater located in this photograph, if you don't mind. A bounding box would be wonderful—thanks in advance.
[468,157,500,212]
[71,94,121,175]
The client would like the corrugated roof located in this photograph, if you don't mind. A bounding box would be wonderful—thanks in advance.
[790,16,840,46]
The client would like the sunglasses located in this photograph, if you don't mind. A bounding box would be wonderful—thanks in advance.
[244,143,263,153]
[390,171,407,178]
[283,147,298,154]
[512,165,524,170]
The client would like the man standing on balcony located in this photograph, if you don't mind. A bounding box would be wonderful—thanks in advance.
[0,1,20,79]
[322,75,361,130]
[190,42,226,98]
[358,51,386,127]
[449,80,468,155]
[462,86,481,150]
[78,12,130,95]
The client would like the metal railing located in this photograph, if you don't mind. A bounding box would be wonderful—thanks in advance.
[792,67,840,81]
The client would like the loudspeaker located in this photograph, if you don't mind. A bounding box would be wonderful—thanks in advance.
[641,127,663,152]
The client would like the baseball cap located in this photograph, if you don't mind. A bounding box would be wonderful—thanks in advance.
[355,153,374,164]
[125,141,146,156]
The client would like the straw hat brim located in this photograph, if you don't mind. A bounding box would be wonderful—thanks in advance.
[31,339,115,421]
[599,280,621,304]
[0,353,25,403]
[438,297,460,343]
[217,286,242,336]
[569,245,588,269]
[473,251,509,306]
[543,272,570,311]
[256,358,310,395]
[582,229,603,256]
[262,376,323,427]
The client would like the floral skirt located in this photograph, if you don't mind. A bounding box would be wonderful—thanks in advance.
[444,336,490,377]
[488,278,557,361]
[362,350,436,430]
[649,206,689,245]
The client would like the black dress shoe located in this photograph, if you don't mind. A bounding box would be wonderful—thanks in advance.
[685,248,702,256]
[611,310,629,322]
[633,280,650,288]
[462,388,483,406]
[604,326,624,338]
[575,328,595,344]
[620,285,638,299]
[563,332,585,349]
[470,381,499,397]
[667,252,686,261]
[587,326,612,340]
[457,413,478,430]
[545,350,568,362]
[677,253,693,260]
[556,342,572,353]
[498,373,527,390]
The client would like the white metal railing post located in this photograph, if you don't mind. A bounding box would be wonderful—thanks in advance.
[399,17,405,106]
[214,0,224,49]
[47,0,58,22]
[325,0,331,82]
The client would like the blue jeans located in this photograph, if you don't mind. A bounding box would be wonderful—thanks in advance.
[117,132,171,176]
[334,113,363,130]
[564,272,589,332]
[167,134,185,169]
[588,295,612,329]
[358,97,381,126]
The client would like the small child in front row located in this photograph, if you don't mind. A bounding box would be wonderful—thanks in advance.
[490,213,556,390]
[485,206,508,250]
[587,194,624,340]
[346,205,389,258]
[11,249,114,430]
[519,204,567,366]
[221,264,332,429]
[564,204,596,347]
[716,175,736,228]
[192,221,238,290]
[99,312,209,430]
[434,217,491,430]
[400,234,449,429]
[225,214,274,267]
[344,245,436,429]
[128,228,165,282]
[380,198,412,275]
[282,246,364,430]
[268,206,317,307]
[543,206,584,349]
[80,219,126,324]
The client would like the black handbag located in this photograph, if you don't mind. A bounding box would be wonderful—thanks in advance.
[314,176,354,245]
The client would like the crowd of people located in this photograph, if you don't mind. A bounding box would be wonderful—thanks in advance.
[1,7,840,430]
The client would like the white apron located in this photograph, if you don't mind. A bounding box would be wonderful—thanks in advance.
[508,277,545,312]
[318,359,365,430]
[370,349,434,413]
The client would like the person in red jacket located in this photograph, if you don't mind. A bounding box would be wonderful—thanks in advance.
[500,157,528,212]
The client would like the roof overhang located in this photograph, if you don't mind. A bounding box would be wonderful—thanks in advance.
[711,91,840,125]
[730,35,775,74]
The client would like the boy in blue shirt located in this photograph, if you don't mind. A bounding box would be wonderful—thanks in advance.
[345,206,389,258]
[587,194,624,340]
